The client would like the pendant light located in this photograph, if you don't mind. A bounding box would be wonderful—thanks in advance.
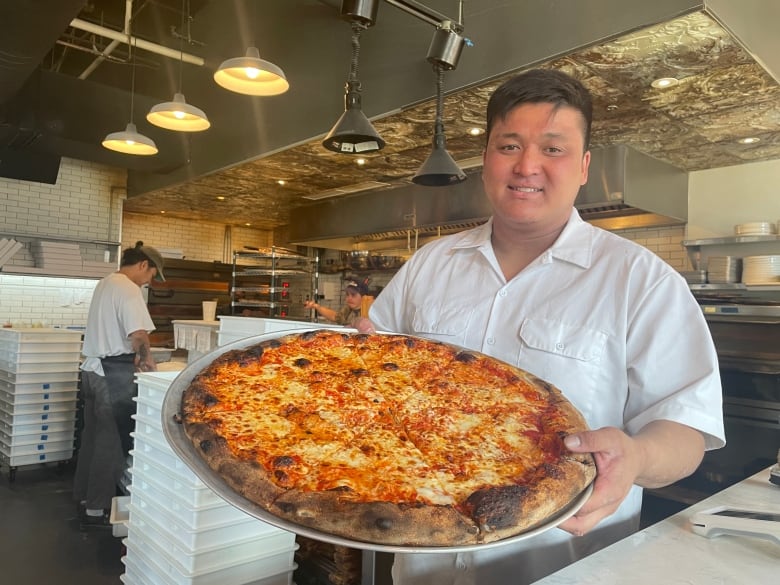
[413,21,466,186]
[147,0,210,131]
[103,32,158,155]
[213,0,289,97]
[322,0,385,154]
[213,47,289,96]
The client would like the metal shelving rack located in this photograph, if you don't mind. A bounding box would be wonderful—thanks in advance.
[231,247,318,321]
[682,235,780,295]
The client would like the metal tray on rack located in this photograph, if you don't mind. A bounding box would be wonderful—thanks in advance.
[161,329,592,553]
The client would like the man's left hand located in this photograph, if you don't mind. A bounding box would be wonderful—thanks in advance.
[558,421,705,536]
[557,427,639,536]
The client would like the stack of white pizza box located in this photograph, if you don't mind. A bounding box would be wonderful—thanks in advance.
[121,371,298,585]
[0,328,82,476]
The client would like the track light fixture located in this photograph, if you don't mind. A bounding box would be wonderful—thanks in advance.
[413,21,467,186]
[322,0,385,154]
[103,34,157,156]
[147,0,210,131]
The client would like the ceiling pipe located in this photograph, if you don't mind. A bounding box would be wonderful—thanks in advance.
[78,0,133,80]
[382,0,464,32]
[69,17,204,66]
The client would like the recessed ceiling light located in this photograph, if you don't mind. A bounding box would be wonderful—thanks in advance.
[651,77,679,89]
[216,196,225,200]
[737,137,761,145]
[160,210,166,214]
[277,180,286,186]
[245,223,251,226]
[468,127,484,136]
[356,158,367,166]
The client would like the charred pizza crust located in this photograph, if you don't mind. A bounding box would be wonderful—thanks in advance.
[178,329,596,546]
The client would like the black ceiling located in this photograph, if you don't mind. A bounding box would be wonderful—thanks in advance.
[1,1,779,230]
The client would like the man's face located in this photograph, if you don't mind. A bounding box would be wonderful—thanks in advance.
[131,260,157,287]
[482,102,590,235]
[345,289,362,309]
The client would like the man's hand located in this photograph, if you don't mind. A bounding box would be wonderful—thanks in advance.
[559,421,705,536]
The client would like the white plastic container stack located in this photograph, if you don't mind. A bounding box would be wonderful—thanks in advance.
[217,316,327,347]
[122,371,298,585]
[0,328,82,478]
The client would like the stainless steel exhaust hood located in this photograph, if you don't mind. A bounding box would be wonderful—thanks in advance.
[289,145,688,250]
[575,145,688,231]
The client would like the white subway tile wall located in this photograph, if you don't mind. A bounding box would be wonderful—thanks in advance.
[0,274,96,328]
[612,225,692,271]
[0,158,125,242]
[122,212,273,263]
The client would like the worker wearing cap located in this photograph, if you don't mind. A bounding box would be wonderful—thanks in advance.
[305,279,369,327]
[73,241,165,529]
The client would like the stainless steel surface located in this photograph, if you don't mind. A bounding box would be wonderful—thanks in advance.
[701,304,780,317]
[289,144,690,249]
[574,145,688,225]
[650,294,780,509]
[683,235,780,246]
[160,328,593,552]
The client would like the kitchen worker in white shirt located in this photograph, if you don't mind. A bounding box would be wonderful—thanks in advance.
[358,69,725,584]
[73,241,164,529]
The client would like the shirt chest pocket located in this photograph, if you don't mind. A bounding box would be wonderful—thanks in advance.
[519,318,608,362]
[411,304,472,340]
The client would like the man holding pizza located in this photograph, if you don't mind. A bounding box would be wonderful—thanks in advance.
[361,68,725,583]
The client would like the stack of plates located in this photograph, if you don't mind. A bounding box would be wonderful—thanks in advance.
[707,256,741,284]
[742,255,780,285]
[679,270,707,284]
[734,222,777,236]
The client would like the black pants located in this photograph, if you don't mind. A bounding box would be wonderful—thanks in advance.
[72,356,136,511]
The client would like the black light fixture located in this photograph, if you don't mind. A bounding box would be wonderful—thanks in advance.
[413,20,467,186]
[322,0,385,154]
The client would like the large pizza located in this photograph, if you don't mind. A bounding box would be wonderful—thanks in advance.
[177,329,596,546]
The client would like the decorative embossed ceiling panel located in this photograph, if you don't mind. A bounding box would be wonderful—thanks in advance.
[123,11,780,230]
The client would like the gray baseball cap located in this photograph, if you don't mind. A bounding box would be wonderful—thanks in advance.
[138,244,166,281]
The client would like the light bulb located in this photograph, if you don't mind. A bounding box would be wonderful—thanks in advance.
[245,67,260,79]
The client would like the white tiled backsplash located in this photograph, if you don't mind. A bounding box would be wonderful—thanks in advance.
[0,274,96,328]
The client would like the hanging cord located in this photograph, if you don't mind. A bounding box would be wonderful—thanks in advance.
[347,20,368,90]
[177,0,186,92]
[434,62,444,129]
[129,33,137,122]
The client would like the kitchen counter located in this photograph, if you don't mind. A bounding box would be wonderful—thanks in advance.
[533,467,780,584]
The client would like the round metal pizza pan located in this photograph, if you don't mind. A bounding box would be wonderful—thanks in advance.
[160,327,594,553]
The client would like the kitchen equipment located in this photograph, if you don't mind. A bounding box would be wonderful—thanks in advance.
[231,248,317,321]
[741,255,780,285]
[679,270,707,284]
[706,256,741,284]
[690,506,780,544]
[734,222,777,236]
[161,328,593,553]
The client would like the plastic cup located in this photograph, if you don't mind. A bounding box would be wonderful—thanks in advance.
[202,301,217,321]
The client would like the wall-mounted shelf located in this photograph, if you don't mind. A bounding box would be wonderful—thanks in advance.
[682,235,779,247]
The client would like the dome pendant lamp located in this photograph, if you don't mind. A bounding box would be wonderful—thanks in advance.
[214,46,289,96]
[147,92,210,131]
[103,35,158,155]
[147,0,210,131]
[322,0,384,154]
